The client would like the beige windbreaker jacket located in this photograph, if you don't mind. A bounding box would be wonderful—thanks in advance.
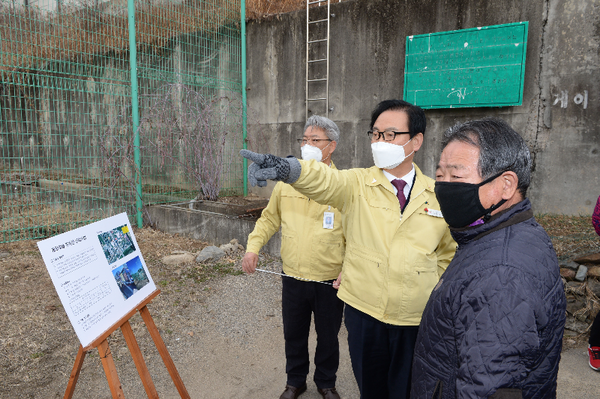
[246,163,345,281]
[292,160,457,326]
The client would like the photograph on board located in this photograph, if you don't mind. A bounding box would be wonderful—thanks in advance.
[98,224,136,265]
[112,256,150,300]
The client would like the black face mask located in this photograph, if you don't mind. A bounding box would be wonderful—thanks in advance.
[434,171,507,229]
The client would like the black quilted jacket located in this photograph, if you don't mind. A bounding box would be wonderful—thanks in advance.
[410,199,566,399]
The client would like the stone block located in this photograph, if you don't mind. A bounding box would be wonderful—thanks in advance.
[588,278,600,299]
[564,315,589,334]
[559,260,580,270]
[587,266,600,277]
[575,265,588,281]
[196,246,226,263]
[560,268,576,280]
[574,252,600,264]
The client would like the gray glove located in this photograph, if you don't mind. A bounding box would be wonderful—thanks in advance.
[240,149,302,187]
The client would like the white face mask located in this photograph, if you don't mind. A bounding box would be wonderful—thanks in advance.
[301,142,331,162]
[371,139,413,170]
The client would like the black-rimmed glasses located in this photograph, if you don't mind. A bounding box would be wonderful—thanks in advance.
[367,130,411,141]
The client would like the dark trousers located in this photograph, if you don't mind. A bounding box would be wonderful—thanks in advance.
[282,275,344,389]
[590,314,600,347]
[344,305,418,399]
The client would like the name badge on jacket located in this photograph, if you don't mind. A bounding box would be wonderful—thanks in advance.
[323,212,334,229]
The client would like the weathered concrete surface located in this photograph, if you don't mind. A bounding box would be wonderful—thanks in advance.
[532,0,600,213]
[145,204,281,256]
[246,0,600,215]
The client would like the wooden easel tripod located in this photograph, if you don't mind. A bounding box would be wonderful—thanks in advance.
[63,290,190,399]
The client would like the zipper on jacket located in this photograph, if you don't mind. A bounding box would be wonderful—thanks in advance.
[432,380,443,399]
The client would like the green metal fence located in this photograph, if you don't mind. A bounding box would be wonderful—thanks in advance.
[0,0,245,242]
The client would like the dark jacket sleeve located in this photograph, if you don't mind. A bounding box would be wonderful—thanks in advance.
[593,195,600,236]
[455,265,540,398]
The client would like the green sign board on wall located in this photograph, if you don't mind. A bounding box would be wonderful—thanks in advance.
[403,22,528,109]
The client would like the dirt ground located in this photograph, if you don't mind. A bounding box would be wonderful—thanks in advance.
[0,215,599,398]
[0,228,243,399]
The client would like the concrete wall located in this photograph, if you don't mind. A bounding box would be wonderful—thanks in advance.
[246,0,600,214]
[145,204,282,256]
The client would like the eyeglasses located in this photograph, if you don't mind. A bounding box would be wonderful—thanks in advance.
[297,138,332,145]
[367,130,411,141]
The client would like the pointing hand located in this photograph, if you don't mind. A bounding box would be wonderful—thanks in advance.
[240,149,302,187]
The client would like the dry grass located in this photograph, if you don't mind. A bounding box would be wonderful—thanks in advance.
[1,0,345,80]
[0,0,353,80]
[536,214,600,260]
[246,0,304,19]
[0,0,239,81]
[247,0,349,20]
[0,0,349,81]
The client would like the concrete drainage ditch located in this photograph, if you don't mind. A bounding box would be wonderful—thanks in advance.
[145,199,281,257]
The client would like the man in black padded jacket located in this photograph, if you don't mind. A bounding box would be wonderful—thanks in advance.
[411,118,566,399]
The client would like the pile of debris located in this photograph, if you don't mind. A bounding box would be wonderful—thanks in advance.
[560,252,600,337]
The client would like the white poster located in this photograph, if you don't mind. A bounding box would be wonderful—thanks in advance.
[37,213,156,348]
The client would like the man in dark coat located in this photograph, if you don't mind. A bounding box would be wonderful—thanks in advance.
[411,118,566,399]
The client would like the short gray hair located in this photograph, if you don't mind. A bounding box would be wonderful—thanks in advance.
[441,118,532,197]
[304,115,340,143]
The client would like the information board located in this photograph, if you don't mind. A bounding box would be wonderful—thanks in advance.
[37,213,156,348]
[403,22,528,109]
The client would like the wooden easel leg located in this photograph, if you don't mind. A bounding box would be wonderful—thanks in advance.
[140,305,191,399]
[121,320,159,399]
[64,345,86,399]
[98,339,126,399]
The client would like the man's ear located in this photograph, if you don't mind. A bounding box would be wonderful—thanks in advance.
[411,132,424,152]
[501,171,519,200]
[329,140,337,153]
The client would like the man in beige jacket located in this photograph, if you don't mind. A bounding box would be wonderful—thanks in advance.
[242,100,456,399]
[242,115,345,399]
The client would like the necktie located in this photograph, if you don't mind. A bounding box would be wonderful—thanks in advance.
[391,179,407,210]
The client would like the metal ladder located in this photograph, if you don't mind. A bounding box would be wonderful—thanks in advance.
[305,0,331,119]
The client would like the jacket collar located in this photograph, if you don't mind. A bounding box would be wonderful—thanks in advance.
[450,198,534,245]
[366,164,434,220]
[366,163,434,194]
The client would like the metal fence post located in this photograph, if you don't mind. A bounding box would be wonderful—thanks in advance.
[127,0,143,228]
[241,0,248,196]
